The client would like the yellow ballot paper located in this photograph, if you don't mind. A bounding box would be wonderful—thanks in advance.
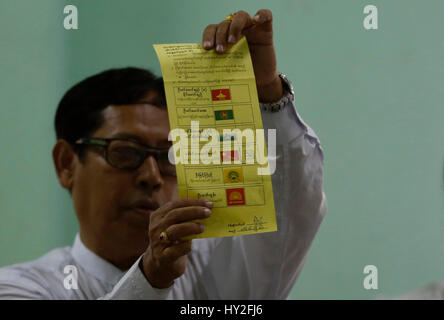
[153,37,277,238]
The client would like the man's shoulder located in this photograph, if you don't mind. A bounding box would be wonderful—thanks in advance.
[394,280,444,300]
[0,245,73,299]
[0,245,73,276]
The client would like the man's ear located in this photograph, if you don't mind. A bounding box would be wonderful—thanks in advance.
[52,139,78,191]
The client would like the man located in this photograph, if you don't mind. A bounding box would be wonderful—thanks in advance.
[0,9,326,299]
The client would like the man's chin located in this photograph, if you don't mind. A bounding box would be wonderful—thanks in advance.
[124,207,152,229]
[114,225,150,262]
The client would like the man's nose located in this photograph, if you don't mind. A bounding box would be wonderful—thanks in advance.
[135,155,163,189]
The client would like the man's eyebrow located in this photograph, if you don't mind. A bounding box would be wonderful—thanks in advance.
[109,133,171,147]
[137,97,166,107]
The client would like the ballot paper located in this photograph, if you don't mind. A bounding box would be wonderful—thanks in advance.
[153,37,277,238]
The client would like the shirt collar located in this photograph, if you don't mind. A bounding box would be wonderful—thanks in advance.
[71,233,126,285]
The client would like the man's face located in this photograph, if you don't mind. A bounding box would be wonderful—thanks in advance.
[70,93,177,267]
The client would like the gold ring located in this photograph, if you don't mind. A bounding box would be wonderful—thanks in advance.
[159,231,169,243]
[224,13,234,21]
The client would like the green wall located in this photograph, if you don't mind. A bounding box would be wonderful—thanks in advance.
[0,0,78,267]
[1,0,443,299]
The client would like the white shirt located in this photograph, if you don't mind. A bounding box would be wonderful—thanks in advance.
[0,97,327,299]
[392,282,444,300]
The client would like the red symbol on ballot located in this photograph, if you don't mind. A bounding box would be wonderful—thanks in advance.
[220,150,239,162]
[211,89,231,101]
[226,188,245,206]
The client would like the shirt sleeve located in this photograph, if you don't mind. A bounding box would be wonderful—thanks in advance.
[174,95,327,299]
[99,255,172,300]
[0,269,50,299]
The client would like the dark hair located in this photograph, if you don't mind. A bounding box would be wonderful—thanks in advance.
[54,67,166,157]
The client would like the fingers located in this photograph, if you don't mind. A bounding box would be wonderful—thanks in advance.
[215,21,232,53]
[202,10,274,53]
[155,210,207,244]
[227,10,252,45]
[162,240,193,264]
[152,222,202,264]
[149,198,212,244]
[202,10,253,53]
[165,198,213,211]
[253,9,273,24]
[165,222,205,241]
[152,198,212,220]
[252,9,273,32]
[163,206,211,226]
[202,24,217,49]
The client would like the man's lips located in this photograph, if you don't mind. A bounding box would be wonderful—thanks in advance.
[132,207,155,215]
[129,199,160,215]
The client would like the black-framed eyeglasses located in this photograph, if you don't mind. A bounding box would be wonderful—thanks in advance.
[75,137,176,176]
